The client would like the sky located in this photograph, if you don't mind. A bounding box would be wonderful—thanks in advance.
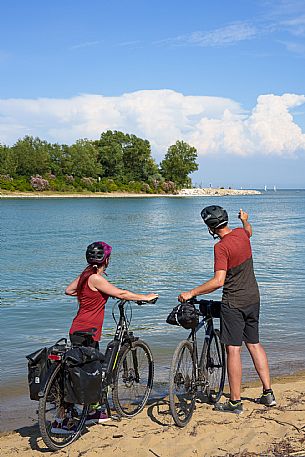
[0,0,305,188]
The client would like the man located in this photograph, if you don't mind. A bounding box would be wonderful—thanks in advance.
[178,205,276,414]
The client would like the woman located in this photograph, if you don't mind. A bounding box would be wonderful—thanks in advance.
[66,241,158,347]
[65,241,158,425]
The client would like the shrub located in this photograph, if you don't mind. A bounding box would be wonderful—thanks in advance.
[30,175,49,191]
[141,183,151,193]
[0,174,13,182]
[65,175,75,184]
[0,174,15,190]
[14,177,32,191]
[162,181,177,194]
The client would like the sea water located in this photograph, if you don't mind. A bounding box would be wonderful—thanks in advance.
[1,190,305,395]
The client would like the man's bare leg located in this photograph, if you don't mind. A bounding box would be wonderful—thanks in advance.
[226,345,242,400]
[245,342,271,390]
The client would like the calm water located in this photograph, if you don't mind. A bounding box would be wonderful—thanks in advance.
[1,191,305,393]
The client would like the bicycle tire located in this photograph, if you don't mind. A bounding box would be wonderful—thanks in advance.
[38,363,89,451]
[201,328,226,403]
[169,340,196,427]
[112,339,154,417]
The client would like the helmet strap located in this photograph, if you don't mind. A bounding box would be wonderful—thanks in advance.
[208,228,219,239]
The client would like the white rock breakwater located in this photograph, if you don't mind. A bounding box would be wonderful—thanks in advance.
[178,188,261,196]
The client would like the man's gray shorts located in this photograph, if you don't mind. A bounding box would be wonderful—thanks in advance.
[220,302,260,346]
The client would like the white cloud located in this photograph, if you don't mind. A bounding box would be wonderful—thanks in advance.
[278,40,305,55]
[70,41,99,50]
[156,22,257,48]
[281,15,305,36]
[0,90,304,157]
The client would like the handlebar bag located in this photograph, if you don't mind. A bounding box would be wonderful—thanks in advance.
[166,303,199,329]
[64,346,103,405]
[177,302,199,329]
[26,347,50,401]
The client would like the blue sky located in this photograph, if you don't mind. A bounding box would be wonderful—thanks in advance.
[1,0,305,187]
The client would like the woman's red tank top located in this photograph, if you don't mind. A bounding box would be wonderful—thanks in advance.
[69,280,109,341]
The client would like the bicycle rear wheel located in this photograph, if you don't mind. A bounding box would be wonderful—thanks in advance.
[112,339,154,417]
[38,363,89,451]
[169,340,196,427]
[201,328,226,403]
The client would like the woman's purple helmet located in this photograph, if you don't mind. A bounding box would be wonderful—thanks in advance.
[86,241,112,266]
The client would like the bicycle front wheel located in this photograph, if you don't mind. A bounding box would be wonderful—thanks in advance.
[201,328,226,403]
[38,363,89,451]
[169,340,196,427]
[112,339,154,417]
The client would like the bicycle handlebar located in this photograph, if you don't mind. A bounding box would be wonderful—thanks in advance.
[189,297,222,307]
[136,297,158,306]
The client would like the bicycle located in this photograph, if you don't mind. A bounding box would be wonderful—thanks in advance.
[168,298,226,427]
[36,297,157,451]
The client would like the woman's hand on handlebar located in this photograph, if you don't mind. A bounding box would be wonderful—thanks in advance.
[136,293,158,305]
[145,293,159,302]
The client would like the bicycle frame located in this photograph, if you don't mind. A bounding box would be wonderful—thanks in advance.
[186,315,212,391]
[102,299,139,386]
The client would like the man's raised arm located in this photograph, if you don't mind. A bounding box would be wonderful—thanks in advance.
[239,208,252,237]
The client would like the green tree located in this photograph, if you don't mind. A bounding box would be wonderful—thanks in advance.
[64,139,102,177]
[11,136,50,176]
[0,144,17,176]
[160,140,198,187]
[123,134,158,181]
[94,130,125,179]
[49,143,66,176]
[95,130,158,182]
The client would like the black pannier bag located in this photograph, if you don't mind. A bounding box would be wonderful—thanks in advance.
[199,300,221,318]
[166,303,199,329]
[64,346,104,405]
[26,347,50,401]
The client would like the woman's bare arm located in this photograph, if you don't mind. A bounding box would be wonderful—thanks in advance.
[65,276,80,296]
[89,274,158,301]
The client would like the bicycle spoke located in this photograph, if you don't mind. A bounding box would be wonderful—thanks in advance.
[112,340,153,417]
[38,364,89,451]
[169,340,196,427]
[203,330,226,403]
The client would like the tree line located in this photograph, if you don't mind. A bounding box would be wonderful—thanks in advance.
[0,130,198,193]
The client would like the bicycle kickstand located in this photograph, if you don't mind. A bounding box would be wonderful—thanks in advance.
[101,389,121,422]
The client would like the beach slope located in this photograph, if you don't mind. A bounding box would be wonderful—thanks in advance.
[0,373,304,457]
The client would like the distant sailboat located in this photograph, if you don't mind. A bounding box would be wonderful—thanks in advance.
[264,185,267,191]
[273,185,277,192]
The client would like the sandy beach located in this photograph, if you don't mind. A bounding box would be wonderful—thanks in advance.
[0,188,261,198]
[1,372,304,457]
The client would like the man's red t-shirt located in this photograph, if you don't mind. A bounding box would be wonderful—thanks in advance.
[214,228,259,308]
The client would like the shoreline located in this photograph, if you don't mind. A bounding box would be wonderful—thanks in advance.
[1,369,305,456]
[0,188,261,199]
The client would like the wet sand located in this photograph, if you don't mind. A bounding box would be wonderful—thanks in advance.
[1,371,304,457]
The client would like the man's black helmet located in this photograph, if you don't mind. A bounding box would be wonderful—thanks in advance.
[86,241,112,265]
[201,205,228,230]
